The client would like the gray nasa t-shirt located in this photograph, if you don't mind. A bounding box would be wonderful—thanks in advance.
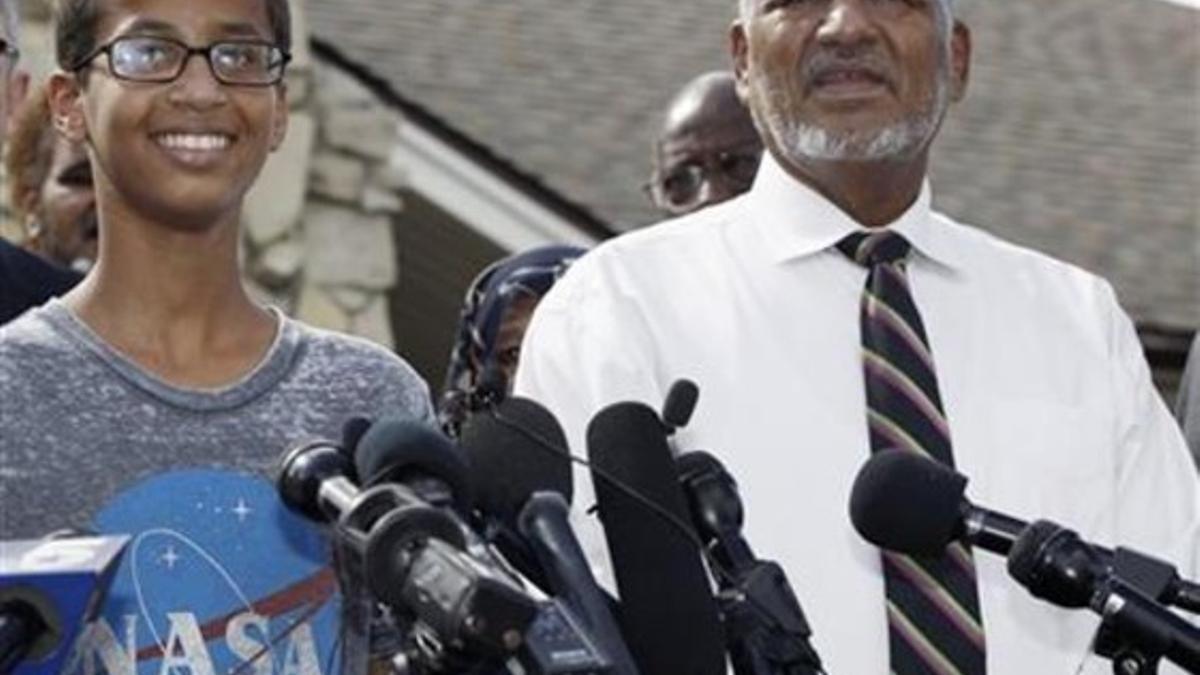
[0,299,435,538]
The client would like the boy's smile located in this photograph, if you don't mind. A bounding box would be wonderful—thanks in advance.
[152,130,236,169]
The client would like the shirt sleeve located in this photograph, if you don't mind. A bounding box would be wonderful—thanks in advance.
[373,351,438,429]
[1103,282,1200,579]
[514,254,666,459]
[1175,335,1200,467]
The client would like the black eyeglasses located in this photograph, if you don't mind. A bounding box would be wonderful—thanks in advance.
[0,38,20,68]
[646,149,762,212]
[75,36,290,86]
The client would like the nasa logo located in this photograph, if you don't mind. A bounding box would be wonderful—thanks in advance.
[73,469,341,675]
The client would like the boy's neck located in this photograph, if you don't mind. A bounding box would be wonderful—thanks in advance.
[62,203,278,389]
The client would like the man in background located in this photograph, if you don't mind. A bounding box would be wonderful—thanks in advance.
[7,81,97,272]
[646,70,762,216]
[0,0,81,325]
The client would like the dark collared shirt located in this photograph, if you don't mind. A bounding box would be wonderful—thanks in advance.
[0,238,81,325]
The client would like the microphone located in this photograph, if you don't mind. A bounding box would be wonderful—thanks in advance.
[280,433,615,672]
[849,449,1200,614]
[460,396,572,590]
[463,396,640,675]
[677,451,824,675]
[0,535,128,675]
[1008,521,1200,672]
[848,447,1024,558]
[277,439,539,662]
[355,417,474,516]
[276,439,361,523]
[340,415,374,463]
[661,379,699,436]
[587,401,727,675]
[676,451,754,571]
[461,397,573,526]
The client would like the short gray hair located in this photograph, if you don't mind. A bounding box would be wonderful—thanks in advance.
[1,0,18,43]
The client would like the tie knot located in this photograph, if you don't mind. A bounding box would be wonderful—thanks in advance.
[837,230,912,267]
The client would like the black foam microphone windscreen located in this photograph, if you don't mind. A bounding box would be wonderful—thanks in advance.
[340,415,373,458]
[587,401,726,675]
[848,448,968,557]
[460,396,572,528]
[1005,520,1084,602]
[354,417,473,513]
[661,379,699,431]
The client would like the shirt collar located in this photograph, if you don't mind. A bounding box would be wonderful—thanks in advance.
[744,150,963,271]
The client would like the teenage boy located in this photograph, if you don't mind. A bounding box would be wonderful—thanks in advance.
[0,0,434,538]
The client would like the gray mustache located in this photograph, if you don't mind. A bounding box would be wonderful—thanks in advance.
[802,50,892,85]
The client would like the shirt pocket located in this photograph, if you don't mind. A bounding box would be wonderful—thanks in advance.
[966,398,1113,536]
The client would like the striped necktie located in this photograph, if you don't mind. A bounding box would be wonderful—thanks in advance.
[837,230,987,675]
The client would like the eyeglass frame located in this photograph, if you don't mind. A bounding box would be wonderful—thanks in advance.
[643,148,762,211]
[71,35,291,86]
[0,38,20,70]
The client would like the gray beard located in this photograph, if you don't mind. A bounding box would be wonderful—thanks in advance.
[756,78,947,162]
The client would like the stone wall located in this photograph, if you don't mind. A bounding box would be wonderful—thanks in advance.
[11,0,406,349]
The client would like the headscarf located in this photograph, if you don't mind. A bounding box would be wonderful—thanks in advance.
[439,245,586,437]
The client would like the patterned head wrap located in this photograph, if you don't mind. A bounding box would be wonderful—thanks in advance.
[438,245,586,437]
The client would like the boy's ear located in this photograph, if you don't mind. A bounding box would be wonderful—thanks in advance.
[47,71,87,143]
[269,83,288,151]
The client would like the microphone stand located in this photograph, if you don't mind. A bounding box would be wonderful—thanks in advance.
[1090,577,1200,675]
[715,557,824,675]
[1022,533,1200,667]
[676,452,825,675]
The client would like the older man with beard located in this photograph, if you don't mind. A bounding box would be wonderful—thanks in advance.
[514,0,1199,673]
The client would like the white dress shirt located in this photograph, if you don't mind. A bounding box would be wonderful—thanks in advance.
[514,152,1200,674]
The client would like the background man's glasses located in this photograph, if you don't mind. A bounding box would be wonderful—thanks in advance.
[76,36,290,86]
[647,150,762,212]
[0,37,20,71]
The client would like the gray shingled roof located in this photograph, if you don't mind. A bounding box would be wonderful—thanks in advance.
[934,0,1199,330]
[306,0,1199,329]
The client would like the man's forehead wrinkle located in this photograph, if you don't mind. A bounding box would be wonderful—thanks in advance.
[115,17,178,36]
[660,122,758,158]
[216,20,270,39]
[108,15,268,40]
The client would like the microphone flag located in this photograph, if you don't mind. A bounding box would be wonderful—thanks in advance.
[0,535,128,675]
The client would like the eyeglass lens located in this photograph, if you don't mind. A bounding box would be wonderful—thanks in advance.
[0,38,18,66]
[660,151,761,207]
[109,37,282,84]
